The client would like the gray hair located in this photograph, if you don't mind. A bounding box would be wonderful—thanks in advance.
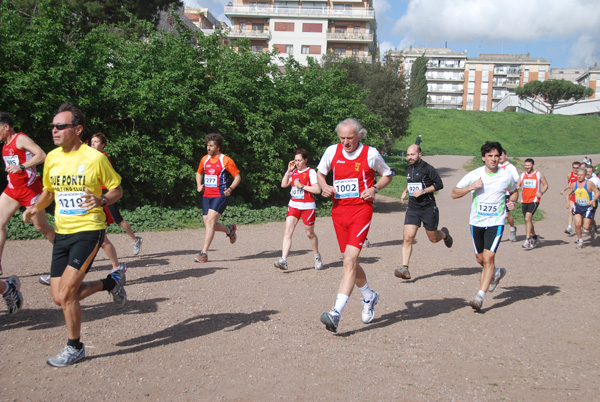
[578,167,587,175]
[336,118,367,140]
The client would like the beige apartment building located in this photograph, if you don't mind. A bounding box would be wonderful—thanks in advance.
[224,0,377,65]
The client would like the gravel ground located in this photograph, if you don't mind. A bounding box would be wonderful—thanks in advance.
[1,154,599,401]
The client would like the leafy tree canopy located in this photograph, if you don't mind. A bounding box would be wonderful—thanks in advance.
[515,79,594,113]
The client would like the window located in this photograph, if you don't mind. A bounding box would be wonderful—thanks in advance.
[252,23,264,31]
[239,22,246,31]
[354,26,360,34]
[274,22,294,31]
[252,45,263,53]
[301,45,310,54]
[285,45,293,54]
[352,48,359,56]
[309,45,321,54]
[334,47,344,55]
[302,23,322,32]
[335,26,347,33]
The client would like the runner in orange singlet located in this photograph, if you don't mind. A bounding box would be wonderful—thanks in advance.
[517,158,548,249]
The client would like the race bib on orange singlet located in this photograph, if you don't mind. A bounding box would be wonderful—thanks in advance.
[204,174,218,188]
[523,179,536,188]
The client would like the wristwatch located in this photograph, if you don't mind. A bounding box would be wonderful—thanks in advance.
[372,186,379,193]
[100,195,107,206]
[19,164,25,171]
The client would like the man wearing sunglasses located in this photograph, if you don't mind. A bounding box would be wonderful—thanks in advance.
[23,103,126,367]
[0,112,55,278]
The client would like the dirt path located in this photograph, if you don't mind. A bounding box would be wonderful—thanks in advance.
[1,154,599,401]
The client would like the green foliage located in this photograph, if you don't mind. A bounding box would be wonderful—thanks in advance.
[6,201,334,240]
[393,108,600,157]
[407,55,428,109]
[0,1,391,209]
[378,155,408,198]
[321,55,410,150]
[515,79,594,113]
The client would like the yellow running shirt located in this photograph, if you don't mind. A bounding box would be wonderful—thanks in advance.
[43,144,121,234]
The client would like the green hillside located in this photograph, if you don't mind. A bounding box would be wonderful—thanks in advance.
[392,108,600,156]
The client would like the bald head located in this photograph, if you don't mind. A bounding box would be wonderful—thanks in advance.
[407,144,422,165]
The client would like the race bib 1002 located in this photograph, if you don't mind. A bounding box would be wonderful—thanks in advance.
[57,191,86,215]
[334,178,359,199]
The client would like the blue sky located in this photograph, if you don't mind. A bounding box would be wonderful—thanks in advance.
[184,0,600,69]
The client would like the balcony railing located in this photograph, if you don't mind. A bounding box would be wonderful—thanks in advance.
[226,29,270,39]
[326,32,374,42]
[426,74,464,81]
[225,5,375,19]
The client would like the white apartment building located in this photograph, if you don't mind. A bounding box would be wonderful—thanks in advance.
[224,0,377,65]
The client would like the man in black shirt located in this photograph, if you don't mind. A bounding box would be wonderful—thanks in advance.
[396,144,452,280]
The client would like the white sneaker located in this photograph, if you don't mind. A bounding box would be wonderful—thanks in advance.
[361,291,380,324]
[274,258,288,270]
[509,228,517,242]
[488,268,506,293]
[39,275,51,286]
[132,236,143,256]
[314,254,324,270]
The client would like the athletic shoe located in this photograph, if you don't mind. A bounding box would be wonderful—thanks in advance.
[112,262,127,274]
[194,252,208,263]
[522,239,531,249]
[274,258,288,270]
[576,240,584,249]
[226,224,237,244]
[591,229,597,241]
[3,276,23,314]
[320,310,340,333]
[509,227,517,242]
[39,275,51,286]
[441,227,453,248]
[488,268,506,293]
[109,269,127,309]
[363,238,370,248]
[564,227,573,235]
[361,290,380,324]
[314,254,324,270]
[469,294,484,311]
[531,236,538,248]
[46,344,85,367]
[132,236,143,256]
[394,265,411,280]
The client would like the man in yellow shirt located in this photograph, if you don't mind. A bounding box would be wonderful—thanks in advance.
[23,103,126,367]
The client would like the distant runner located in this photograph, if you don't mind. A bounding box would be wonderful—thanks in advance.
[517,158,548,249]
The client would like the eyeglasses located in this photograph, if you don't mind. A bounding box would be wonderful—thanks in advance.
[49,123,74,130]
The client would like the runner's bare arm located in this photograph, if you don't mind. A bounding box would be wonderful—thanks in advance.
[22,190,54,222]
[539,173,549,197]
[281,161,295,188]
[318,171,334,198]
[196,172,204,193]
[5,135,46,174]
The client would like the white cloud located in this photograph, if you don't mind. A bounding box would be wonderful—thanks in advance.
[568,35,599,68]
[392,0,600,66]
[373,0,391,14]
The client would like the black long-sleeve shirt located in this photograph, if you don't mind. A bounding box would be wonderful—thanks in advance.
[406,159,443,209]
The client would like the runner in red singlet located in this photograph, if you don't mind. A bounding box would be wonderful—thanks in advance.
[0,112,55,277]
[316,118,393,333]
[560,161,581,234]
[517,158,549,249]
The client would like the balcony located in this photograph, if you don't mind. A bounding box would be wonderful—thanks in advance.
[327,53,374,63]
[226,28,270,39]
[427,85,463,94]
[427,99,463,107]
[426,62,465,70]
[326,31,374,42]
[225,5,375,20]
[426,73,464,82]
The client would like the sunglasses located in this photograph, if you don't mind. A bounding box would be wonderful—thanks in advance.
[49,123,74,130]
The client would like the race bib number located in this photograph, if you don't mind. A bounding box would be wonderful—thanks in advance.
[477,201,500,216]
[523,179,536,189]
[290,187,305,199]
[334,178,359,199]
[407,182,423,196]
[3,155,19,167]
[575,197,589,206]
[204,175,218,187]
[57,191,86,216]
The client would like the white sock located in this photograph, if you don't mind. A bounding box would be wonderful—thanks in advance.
[478,290,486,299]
[314,253,320,259]
[359,283,374,301]
[333,293,349,315]
[281,256,287,261]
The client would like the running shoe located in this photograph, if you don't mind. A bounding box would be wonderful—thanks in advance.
[314,254,324,270]
[109,269,127,308]
[469,294,484,311]
[509,227,517,242]
[564,227,573,235]
[274,257,288,270]
[576,240,584,249]
[39,275,51,286]
[394,265,411,280]
[226,224,237,244]
[531,236,538,248]
[361,290,380,324]
[132,236,143,256]
[441,227,453,248]
[488,268,506,292]
[194,252,208,263]
[363,238,370,248]
[591,228,597,241]
[320,310,340,333]
[3,276,23,314]
[522,239,531,249]
[112,262,127,273]
[46,344,85,367]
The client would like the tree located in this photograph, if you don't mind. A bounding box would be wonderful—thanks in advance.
[407,54,428,109]
[515,79,594,113]
[320,54,410,151]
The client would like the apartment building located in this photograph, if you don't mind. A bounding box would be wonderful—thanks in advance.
[576,66,599,99]
[392,47,467,109]
[184,7,221,31]
[465,54,550,111]
[224,0,377,65]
